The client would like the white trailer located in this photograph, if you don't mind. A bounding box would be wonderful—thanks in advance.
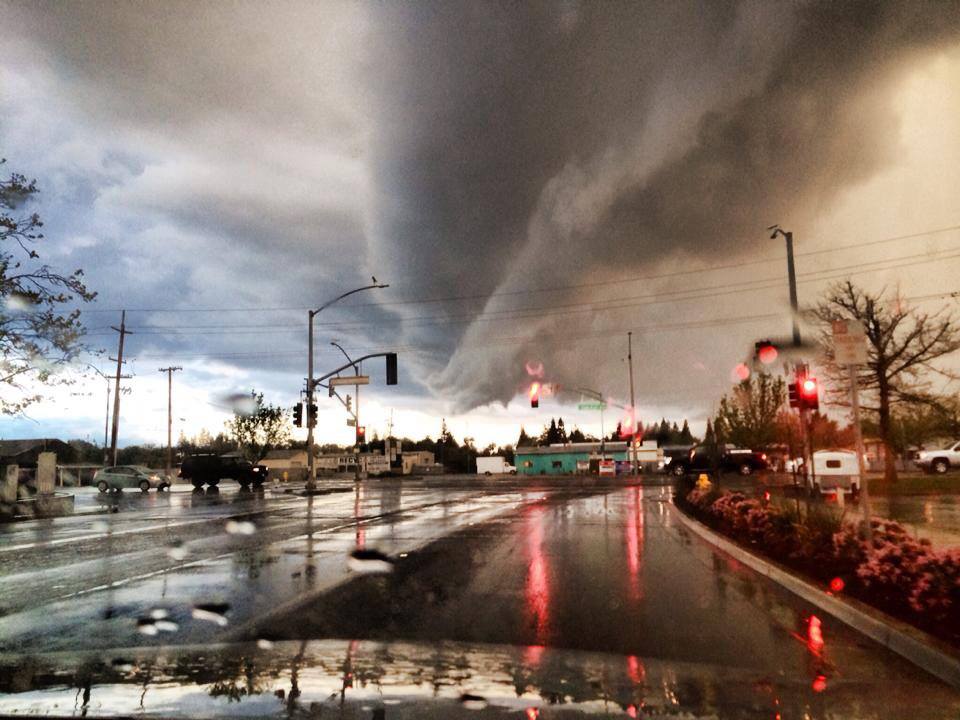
[476,456,516,475]
[804,450,861,496]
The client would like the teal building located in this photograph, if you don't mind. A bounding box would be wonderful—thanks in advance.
[514,442,630,475]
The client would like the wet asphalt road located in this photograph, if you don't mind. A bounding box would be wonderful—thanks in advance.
[0,477,958,717]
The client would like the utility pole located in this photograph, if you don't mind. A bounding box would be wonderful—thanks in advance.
[159,366,183,479]
[627,332,638,475]
[109,311,133,467]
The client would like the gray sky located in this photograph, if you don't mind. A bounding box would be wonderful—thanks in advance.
[2,1,960,447]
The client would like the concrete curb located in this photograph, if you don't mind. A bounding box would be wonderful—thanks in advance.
[668,501,960,690]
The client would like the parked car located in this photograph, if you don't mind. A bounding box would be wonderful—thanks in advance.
[94,466,170,493]
[667,444,769,476]
[916,441,960,474]
[179,453,267,489]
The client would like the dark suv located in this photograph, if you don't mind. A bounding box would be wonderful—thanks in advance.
[179,453,267,489]
[667,444,769,476]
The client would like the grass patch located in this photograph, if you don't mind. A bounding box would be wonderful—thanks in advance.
[867,473,960,496]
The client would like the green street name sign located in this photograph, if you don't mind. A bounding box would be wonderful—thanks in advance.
[578,402,607,410]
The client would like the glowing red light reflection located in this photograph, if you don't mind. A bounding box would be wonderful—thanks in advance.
[812,674,827,693]
[525,507,550,644]
[758,345,778,364]
[526,708,540,719]
[807,615,824,653]
[829,577,845,593]
[626,704,638,718]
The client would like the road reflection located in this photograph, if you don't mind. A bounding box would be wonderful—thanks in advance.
[524,504,550,645]
[1,638,955,719]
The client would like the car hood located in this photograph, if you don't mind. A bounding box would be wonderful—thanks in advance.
[1,638,954,719]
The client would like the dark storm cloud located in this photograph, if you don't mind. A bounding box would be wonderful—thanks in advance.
[2,0,959,419]
[361,0,960,409]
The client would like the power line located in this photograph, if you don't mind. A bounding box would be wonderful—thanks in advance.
[72,222,960,316]
[78,242,960,339]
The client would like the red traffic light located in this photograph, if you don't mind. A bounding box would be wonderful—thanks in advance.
[802,378,817,394]
[529,381,540,408]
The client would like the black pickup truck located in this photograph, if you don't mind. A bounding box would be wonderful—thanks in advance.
[666,444,769,477]
[179,453,267,489]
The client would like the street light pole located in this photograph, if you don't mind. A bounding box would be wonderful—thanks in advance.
[770,225,812,490]
[307,282,388,490]
[627,331,638,475]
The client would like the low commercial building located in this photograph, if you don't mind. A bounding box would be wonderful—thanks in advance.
[259,449,309,481]
[400,451,435,475]
[515,442,630,475]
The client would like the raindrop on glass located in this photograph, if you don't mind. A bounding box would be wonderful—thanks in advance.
[226,519,257,535]
[154,620,179,633]
[348,548,394,574]
[167,539,188,560]
[137,618,158,636]
[192,602,230,626]
[91,520,109,533]
[460,693,489,710]
[256,638,274,650]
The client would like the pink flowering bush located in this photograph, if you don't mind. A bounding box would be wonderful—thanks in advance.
[682,488,960,645]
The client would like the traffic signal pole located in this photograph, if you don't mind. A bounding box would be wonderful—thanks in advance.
[307,308,316,488]
[305,283,388,491]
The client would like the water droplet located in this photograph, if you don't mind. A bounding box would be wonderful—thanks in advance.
[460,693,488,710]
[149,608,168,620]
[167,539,188,560]
[226,519,257,535]
[222,392,258,416]
[5,291,41,313]
[192,602,230,626]
[154,620,179,633]
[256,638,274,650]
[137,619,158,636]
[348,548,394,574]
[91,520,108,533]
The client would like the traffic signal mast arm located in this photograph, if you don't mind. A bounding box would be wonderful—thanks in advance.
[311,352,398,389]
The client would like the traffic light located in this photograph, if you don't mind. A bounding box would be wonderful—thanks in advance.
[788,382,799,409]
[754,340,778,365]
[357,426,366,442]
[799,377,820,411]
[307,402,318,427]
[529,381,540,408]
[385,353,398,385]
[293,402,303,427]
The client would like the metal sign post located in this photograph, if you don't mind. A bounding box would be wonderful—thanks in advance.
[833,319,872,544]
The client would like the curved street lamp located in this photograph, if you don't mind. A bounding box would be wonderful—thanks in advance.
[306,281,388,488]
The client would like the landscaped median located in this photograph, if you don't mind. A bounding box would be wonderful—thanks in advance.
[674,482,960,683]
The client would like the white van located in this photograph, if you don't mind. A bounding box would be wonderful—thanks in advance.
[804,450,861,496]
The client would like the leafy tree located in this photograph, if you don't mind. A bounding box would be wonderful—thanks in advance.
[568,427,586,443]
[1,159,96,413]
[703,418,716,447]
[815,281,960,481]
[224,390,291,462]
[713,372,786,449]
[516,426,534,447]
[499,444,515,465]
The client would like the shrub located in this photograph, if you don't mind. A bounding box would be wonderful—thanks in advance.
[681,489,960,646]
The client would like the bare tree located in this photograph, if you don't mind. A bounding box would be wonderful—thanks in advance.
[814,281,960,481]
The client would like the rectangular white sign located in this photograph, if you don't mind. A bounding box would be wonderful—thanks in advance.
[832,319,868,365]
[329,375,370,387]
